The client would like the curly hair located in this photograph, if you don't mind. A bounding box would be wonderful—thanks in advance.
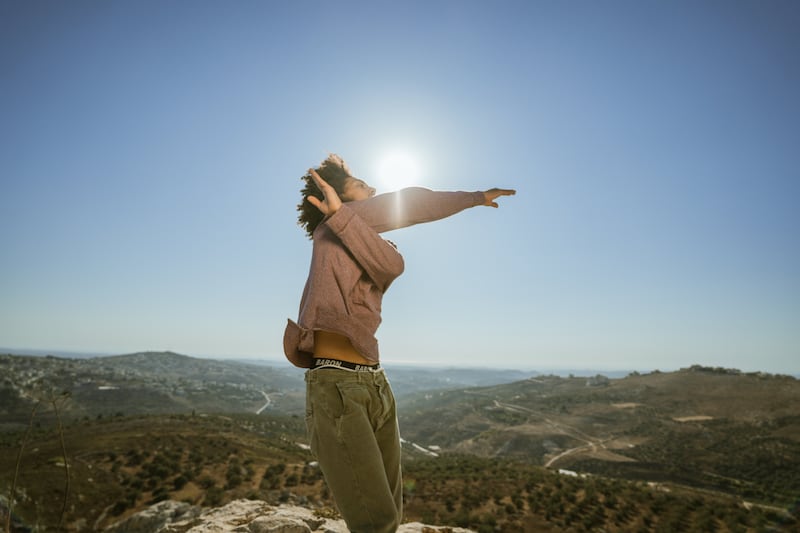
[297,154,354,239]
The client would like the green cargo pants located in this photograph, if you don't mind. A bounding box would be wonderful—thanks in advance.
[305,367,402,533]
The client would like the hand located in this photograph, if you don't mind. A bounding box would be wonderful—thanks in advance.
[482,188,516,208]
[306,168,342,215]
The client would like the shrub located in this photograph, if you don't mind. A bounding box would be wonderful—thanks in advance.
[173,475,188,490]
[111,500,128,516]
[198,475,216,489]
[205,486,225,506]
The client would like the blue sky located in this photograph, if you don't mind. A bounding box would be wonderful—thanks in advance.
[1,0,798,374]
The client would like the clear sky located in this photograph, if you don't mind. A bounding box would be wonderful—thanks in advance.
[1,0,798,374]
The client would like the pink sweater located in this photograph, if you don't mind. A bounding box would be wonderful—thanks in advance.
[283,187,486,368]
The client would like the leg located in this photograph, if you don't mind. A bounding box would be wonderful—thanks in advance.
[306,370,400,533]
[373,373,402,521]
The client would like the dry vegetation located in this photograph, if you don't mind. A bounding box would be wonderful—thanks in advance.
[1,413,796,532]
[403,454,796,533]
[1,413,324,530]
[2,357,798,531]
[399,367,800,509]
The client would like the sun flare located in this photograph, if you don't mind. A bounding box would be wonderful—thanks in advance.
[376,151,422,190]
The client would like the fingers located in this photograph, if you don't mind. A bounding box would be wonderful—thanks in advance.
[309,168,329,191]
[483,188,516,206]
[307,168,341,214]
[307,169,328,212]
[306,195,329,215]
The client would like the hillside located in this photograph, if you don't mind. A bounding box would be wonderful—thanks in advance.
[0,352,535,431]
[1,414,794,532]
[0,352,306,427]
[1,354,798,531]
[399,366,800,506]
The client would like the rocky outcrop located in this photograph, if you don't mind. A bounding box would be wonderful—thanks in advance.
[105,499,475,533]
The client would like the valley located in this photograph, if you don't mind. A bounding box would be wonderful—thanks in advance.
[1,353,798,531]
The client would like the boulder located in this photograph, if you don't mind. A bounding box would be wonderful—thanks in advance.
[106,500,475,533]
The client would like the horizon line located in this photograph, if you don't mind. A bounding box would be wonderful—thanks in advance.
[2,346,798,378]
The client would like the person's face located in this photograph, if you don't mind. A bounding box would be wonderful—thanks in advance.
[341,177,376,202]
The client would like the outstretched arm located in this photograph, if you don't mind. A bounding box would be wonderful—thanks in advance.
[346,186,516,233]
[306,167,516,233]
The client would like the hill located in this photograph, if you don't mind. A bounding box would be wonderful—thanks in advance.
[0,351,306,427]
[398,366,800,507]
[2,354,798,531]
[0,352,536,431]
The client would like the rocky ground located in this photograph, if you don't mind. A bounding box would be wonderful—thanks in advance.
[105,499,475,533]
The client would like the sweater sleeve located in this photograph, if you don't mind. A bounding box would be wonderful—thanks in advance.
[346,187,486,233]
[324,204,405,292]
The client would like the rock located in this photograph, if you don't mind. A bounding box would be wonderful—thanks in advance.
[105,500,200,532]
[105,500,475,533]
[398,525,474,533]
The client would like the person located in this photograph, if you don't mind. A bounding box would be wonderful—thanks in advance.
[283,154,515,532]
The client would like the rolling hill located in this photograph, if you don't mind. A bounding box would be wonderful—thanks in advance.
[1,354,798,531]
[398,366,800,506]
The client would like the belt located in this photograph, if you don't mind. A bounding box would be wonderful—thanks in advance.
[312,357,381,372]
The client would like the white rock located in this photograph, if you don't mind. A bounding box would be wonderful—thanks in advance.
[398,524,475,532]
[106,499,475,533]
[105,500,199,532]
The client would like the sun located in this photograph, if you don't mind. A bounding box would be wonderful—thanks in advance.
[376,151,422,190]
